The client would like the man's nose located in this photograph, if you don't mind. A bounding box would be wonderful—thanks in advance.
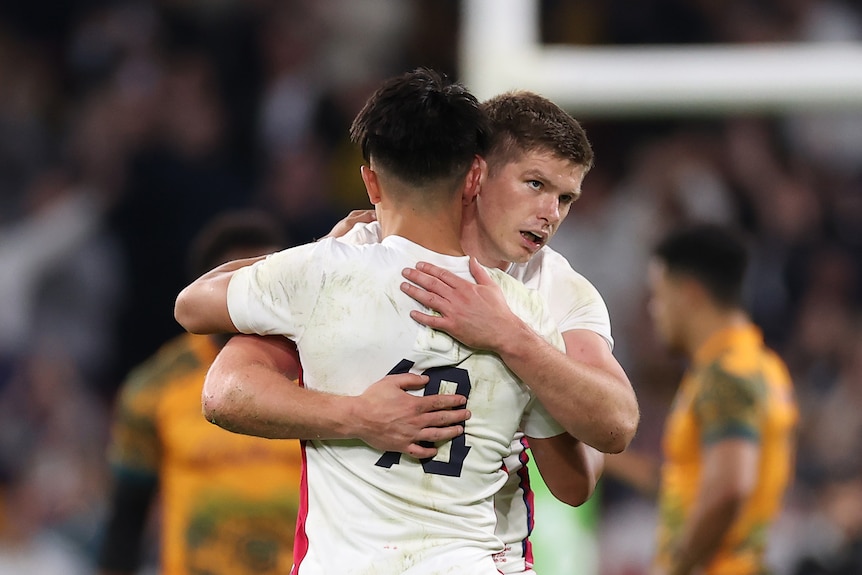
[539,197,561,224]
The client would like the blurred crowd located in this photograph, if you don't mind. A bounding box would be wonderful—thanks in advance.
[1,0,862,573]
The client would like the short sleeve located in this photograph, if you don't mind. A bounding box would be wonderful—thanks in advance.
[107,367,163,478]
[693,361,766,445]
[543,254,613,349]
[509,248,613,350]
[521,398,566,439]
[227,242,326,340]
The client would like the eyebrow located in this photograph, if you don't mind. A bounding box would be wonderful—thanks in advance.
[526,169,581,196]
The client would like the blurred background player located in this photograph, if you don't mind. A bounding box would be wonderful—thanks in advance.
[605,223,798,575]
[96,210,301,575]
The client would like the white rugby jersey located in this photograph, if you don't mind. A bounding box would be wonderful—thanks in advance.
[227,234,565,575]
[341,222,614,574]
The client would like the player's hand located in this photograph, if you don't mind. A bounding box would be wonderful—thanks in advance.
[322,209,376,239]
[352,373,471,459]
[400,257,519,351]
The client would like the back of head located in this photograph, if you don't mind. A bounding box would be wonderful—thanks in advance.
[482,91,593,174]
[349,68,488,192]
[653,223,750,308]
[188,210,287,278]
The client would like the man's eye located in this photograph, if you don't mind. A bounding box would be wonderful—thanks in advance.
[527,180,542,190]
[560,194,575,204]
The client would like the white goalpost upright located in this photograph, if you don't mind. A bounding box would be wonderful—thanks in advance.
[459,0,862,115]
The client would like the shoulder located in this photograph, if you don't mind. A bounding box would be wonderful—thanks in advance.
[254,238,364,277]
[512,247,603,296]
[512,246,613,342]
[691,356,768,431]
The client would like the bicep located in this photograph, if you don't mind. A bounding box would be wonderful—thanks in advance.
[695,366,765,498]
[216,335,301,381]
[694,366,765,444]
[527,433,603,506]
[701,438,759,500]
[562,329,628,380]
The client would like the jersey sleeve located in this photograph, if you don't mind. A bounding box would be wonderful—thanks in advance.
[107,365,163,479]
[521,397,566,439]
[226,241,326,340]
[543,251,614,349]
[692,359,767,445]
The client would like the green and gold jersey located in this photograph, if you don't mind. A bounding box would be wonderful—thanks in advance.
[109,333,302,575]
[656,324,797,575]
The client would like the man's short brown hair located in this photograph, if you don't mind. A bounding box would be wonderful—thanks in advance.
[482,91,593,175]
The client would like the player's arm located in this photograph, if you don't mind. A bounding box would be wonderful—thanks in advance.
[98,373,161,575]
[667,439,758,575]
[203,334,472,457]
[527,433,604,507]
[97,472,157,575]
[174,255,268,334]
[667,368,762,575]
[401,257,638,454]
[322,209,376,239]
[602,449,661,498]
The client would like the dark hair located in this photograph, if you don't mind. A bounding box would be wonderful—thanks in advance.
[653,223,750,308]
[349,68,488,189]
[188,210,287,278]
[482,91,593,175]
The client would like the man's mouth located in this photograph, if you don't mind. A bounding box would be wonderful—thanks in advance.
[521,231,545,247]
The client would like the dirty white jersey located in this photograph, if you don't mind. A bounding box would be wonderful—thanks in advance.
[341,222,613,574]
[226,234,565,575]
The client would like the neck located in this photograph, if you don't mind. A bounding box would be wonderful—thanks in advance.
[685,306,749,357]
[378,201,465,256]
[460,203,508,270]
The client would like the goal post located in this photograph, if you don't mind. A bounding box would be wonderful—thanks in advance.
[460,0,862,115]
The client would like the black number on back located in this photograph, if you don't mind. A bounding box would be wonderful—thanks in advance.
[374,360,472,477]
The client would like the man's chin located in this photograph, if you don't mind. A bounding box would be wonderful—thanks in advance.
[509,250,533,264]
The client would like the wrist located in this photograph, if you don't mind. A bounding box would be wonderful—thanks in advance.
[494,318,544,359]
[325,395,362,440]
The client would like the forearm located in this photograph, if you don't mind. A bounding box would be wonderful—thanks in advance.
[497,325,638,453]
[669,496,743,575]
[205,335,469,455]
[204,354,357,440]
[603,450,661,498]
[668,440,759,574]
[97,474,157,574]
[174,256,266,334]
[528,433,604,506]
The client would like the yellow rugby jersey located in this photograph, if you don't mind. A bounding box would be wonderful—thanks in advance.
[655,324,797,575]
[108,333,302,575]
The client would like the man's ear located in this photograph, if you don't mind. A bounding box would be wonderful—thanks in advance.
[361,165,382,205]
[463,155,486,206]
[682,276,709,307]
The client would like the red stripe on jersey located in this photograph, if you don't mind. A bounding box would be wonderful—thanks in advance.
[517,437,535,570]
[291,372,310,573]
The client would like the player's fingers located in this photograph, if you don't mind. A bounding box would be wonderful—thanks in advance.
[414,261,467,289]
[415,424,465,444]
[416,393,468,413]
[348,209,376,223]
[468,256,494,285]
[389,373,430,391]
[408,309,447,328]
[406,443,438,459]
[401,267,454,297]
[402,284,448,315]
